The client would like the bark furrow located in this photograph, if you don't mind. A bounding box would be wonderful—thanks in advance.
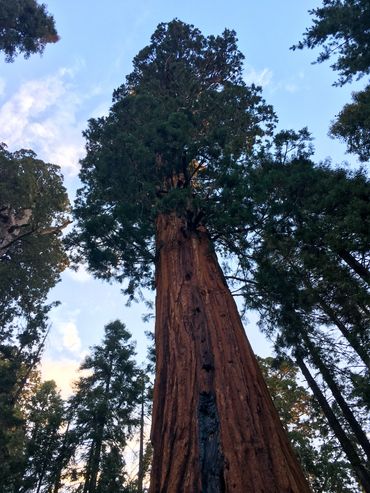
[150,213,310,493]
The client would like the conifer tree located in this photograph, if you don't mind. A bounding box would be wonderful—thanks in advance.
[235,146,370,490]
[71,20,310,492]
[65,321,141,493]
[21,380,65,493]
[292,0,370,161]
[259,357,358,492]
[0,0,59,62]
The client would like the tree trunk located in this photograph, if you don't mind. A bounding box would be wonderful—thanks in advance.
[296,354,370,493]
[52,419,72,493]
[87,424,104,493]
[150,213,310,493]
[82,442,95,493]
[138,375,145,493]
[317,295,370,371]
[301,332,370,461]
[0,206,32,257]
[337,249,370,286]
[85,364,112,493]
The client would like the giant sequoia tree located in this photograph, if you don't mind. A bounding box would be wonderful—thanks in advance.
[72,20,310,492]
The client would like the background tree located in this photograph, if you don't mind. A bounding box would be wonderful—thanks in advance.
[0,144,70,326]
[330,84,370,162]
[95,446,128,493]
[259,356,359,492]
[71,19,310,492]
[231,136,370,489]
[20,380,65,493]
[292,0,370,162]
[0,0,59,62]
[63,321,141,493]
[0,144,69,492]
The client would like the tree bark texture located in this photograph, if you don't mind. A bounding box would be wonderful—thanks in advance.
[150,213,310,493]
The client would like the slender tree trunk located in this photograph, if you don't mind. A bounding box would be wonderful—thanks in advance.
[87,423,105,493]
[317,296,370,371]
[86,372,112,493]
[35,461,48,493]
[302,333,370,461]
[296,355,370,493]
[82,442,95,493]
[53,419,72,493]
[150,213,310,493]
[138,377,145,493]
[11,328,49,406]
[337,249,370,285]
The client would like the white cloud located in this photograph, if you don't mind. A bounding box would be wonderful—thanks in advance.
[57,320,82,354]
[41,358,81,398]
[0,68,85,175]
[244,67,273,88]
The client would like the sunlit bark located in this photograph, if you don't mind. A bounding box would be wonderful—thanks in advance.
[150,213,310,492]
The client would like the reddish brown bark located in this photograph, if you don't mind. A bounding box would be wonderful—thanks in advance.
[150,213,310,493]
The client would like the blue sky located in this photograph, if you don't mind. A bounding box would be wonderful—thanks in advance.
[1,0,363,396]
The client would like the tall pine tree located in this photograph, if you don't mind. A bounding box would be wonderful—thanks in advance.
[65,321,141,493]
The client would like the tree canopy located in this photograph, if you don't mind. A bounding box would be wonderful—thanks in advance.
[330,84,370,162]
[292,0,370,162]
[292,0,370,86]
[0,144,70,326]
[0,0,59,62]
[259,357,357,492]
[71,19,276,297]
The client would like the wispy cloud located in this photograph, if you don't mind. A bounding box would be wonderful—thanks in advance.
[0,68,85,175]
[244,66,308,96]
[284,83,298,93]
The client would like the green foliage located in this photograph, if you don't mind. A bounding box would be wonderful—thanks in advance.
[64,321,142,492]
[96,446,128,493]
[293,0,370,161]
[71,19,276,297]
[0,372,64,493]
[231,151,370,488]
[0,0,59,62]
[0,144,70,326]
[0,142,69,446]
[292,0,370,86]
[0,389,25,492]
[0,145,69,492]
[22,380,65,492]
[330,84,370,161]
[259,357,356,492]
